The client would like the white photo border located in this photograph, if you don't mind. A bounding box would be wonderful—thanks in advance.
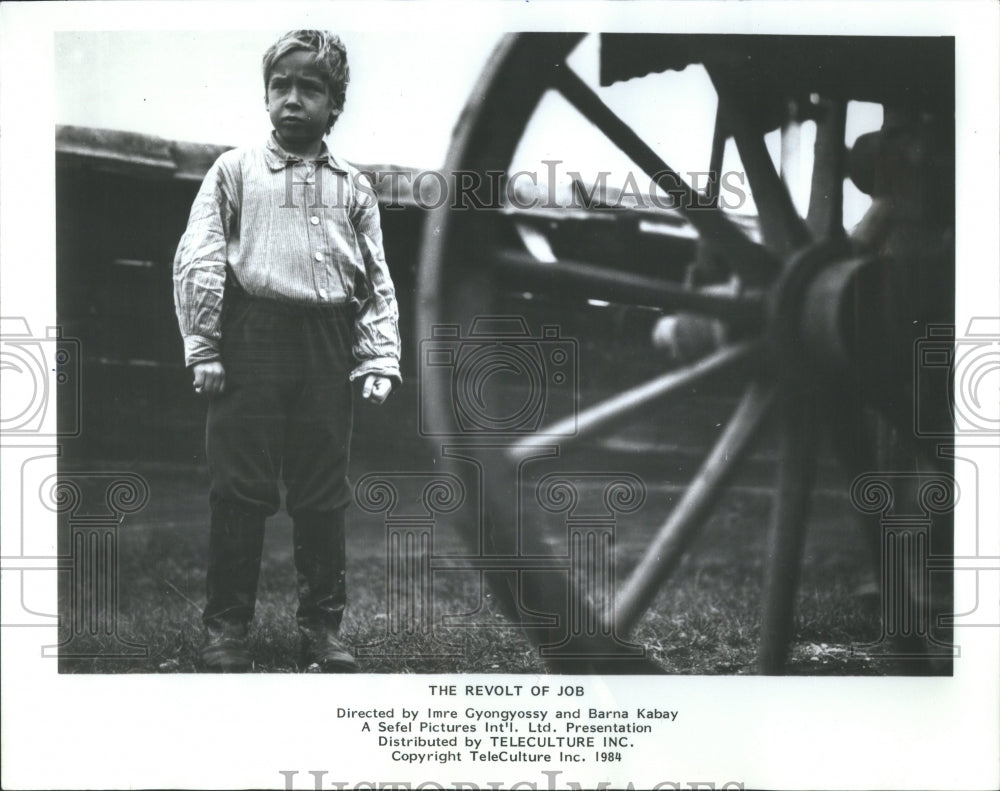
[1,2,998,790]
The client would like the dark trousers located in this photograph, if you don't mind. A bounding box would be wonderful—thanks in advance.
[202,289,354,630]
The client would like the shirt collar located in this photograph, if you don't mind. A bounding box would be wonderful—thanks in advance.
[264,132,348,173]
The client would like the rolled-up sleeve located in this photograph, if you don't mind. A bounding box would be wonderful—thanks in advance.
[173,155,238,368]
[348,172,402,384]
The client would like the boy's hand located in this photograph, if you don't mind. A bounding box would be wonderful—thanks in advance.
[362,374,393,404]
[192,360,226,396]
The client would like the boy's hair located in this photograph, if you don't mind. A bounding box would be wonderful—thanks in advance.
[263,30,350,133]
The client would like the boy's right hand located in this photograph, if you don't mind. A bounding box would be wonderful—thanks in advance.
[192,360,226,396]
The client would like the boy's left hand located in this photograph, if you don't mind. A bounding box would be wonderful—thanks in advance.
[362,374,393,404]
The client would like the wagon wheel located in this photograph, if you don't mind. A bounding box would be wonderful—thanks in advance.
[416,33,953,673]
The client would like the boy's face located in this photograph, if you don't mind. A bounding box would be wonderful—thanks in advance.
[266,50,337,155]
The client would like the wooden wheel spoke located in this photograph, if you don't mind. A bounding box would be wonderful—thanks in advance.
[506,342,759,462]
[493,249,765,321]
[549,64,779,285]
[708,65,812,258]
[705,110,728,208]
[758,393,818,673]
[612,381,775,635]
[806,98,848,239]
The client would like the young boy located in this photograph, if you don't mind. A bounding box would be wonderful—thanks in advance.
[173,30,401,672]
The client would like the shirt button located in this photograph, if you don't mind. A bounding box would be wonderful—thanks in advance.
[310,216,320,225]
[319,288,327,299]
[314,252,323,262]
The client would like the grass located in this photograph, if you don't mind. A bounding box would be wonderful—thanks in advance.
[55,461,946,676]
[55,363,951,675]
[56,491,542,674]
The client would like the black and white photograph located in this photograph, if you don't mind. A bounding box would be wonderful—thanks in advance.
[1,2,998,789]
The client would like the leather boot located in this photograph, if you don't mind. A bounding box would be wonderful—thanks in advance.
[294,507,357,672]
[201,496,266,672]
[201,621,251,673]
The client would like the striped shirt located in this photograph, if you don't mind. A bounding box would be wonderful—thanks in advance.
[173,133,401,383]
